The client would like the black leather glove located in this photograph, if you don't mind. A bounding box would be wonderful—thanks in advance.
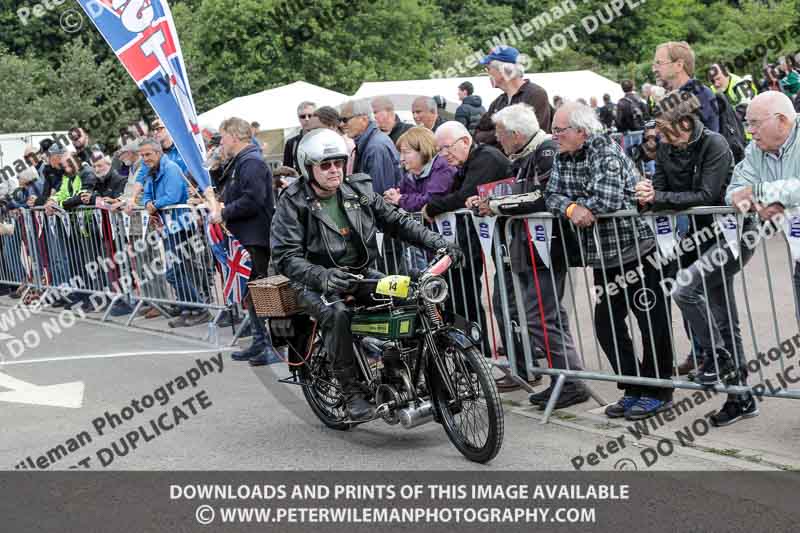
[322,268,359,294]
[445,243,464,269]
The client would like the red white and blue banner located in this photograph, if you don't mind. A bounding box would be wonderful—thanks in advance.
[76,0,210,191]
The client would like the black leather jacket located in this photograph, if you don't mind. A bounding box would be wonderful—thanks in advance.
[271,173,450,292]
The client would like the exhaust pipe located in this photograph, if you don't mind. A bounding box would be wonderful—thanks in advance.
[399,400,434,429]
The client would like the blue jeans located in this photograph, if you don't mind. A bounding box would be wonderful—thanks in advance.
[48,223,71,287]
[164,230,201,310]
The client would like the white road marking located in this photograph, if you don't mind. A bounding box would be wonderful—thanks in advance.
[0,371,84,408]
[0,348,233,366]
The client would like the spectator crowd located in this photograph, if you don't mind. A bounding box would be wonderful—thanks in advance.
[4,40,800,428]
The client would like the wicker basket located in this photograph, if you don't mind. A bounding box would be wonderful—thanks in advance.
[248,275,299,317]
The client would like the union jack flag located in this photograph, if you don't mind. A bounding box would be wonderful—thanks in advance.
[206,221,251,305]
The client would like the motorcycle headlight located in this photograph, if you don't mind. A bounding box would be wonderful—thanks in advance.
[420,275,449,304]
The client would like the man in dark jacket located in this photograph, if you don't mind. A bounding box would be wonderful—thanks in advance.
[371,96,413,145]
[213,117,279,366]
[283,101,316,173]
[474,45,552,146]
[271,128,461,421]
[653,41,719,133]
[597,94,616,131]
[412,97,445,132]
[340,99,401,195]
[68,127,96,166]
[615,80,649,147]
[90,154,127,201]
[425,121,511,358]
[467,104,588,407]
[455,81,485,134]
[38,143,66,205]
[636,93,757,427]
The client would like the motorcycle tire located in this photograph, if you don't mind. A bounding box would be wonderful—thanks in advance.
[300,339,351,431]
[430,341,504,463]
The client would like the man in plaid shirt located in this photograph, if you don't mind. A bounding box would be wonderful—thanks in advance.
[545,102,675,421]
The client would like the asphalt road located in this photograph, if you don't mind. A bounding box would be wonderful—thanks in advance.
[0,312,767,472]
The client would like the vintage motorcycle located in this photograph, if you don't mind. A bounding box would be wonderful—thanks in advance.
[280,250,504,464]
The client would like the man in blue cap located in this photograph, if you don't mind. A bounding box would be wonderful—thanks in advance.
[474,45,552,147]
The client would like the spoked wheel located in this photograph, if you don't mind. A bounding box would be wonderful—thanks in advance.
[300,339,351,431]
[431,339,504,463]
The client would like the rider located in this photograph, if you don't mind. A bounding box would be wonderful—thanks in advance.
[271,129,463,421]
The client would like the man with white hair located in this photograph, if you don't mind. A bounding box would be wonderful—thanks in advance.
[545,102,674,421]
[729,91,800,318]
[339,99,401,195]
[474,45,552,147]
[467,104,588,405]
[425,121,511,358]
[411,96,444,132]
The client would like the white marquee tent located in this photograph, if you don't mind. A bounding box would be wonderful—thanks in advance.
[198,80,349,132]
[351,70,624,120]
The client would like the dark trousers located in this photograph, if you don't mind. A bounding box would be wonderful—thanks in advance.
[593,252,674,400]
[244,246,270,345]
[296,274,381,382]
[449,221,491,356]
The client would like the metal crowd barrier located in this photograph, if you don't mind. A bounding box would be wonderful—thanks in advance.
[0,205,230,344]
[4,198,798,415]
[377,205,800,422]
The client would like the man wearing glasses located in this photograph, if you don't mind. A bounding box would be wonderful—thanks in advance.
[652,41,719,133]
[339,99,401,196]
[424,121,511,358]
[283,101,316,174]
[729,91,800,319]
[126,119,189,213]
[545,102,673,421]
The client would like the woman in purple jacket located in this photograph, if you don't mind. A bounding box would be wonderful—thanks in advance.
[383,126,456,271]
[383,126,456,212]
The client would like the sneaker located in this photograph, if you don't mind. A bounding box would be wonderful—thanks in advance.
[539,383,590,410]
[625,396,673,421]
[605,395,640,418]
[710,397,759,427]
[697,349,737,386]
[182,310,212,327]
[168,312,193,328]
[676,353,701,376]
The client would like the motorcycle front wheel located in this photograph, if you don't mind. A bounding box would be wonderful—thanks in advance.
[300,339,351,431]
[430,339,504,463]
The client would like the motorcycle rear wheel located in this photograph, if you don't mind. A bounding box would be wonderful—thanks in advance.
[301,340,351,431]
[431,341,504,463]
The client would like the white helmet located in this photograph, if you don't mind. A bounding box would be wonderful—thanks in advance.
[296,128,348,180]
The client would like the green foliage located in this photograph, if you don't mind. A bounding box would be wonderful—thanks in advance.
[1,0,799,140]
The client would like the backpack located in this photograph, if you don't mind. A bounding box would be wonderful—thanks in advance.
[714,93,747,163]
[624,96,646,131]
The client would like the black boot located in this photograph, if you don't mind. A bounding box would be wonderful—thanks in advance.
[232,342,266,361]
[341,379,374,421]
